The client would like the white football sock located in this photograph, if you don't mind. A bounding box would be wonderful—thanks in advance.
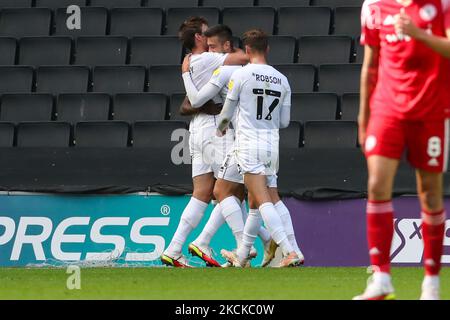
[373,272,392,286]
[247,208,271,243]
[165,197,208,257]
[194,203,225,248]
[236,209,262,262]
[275,201,303,255]
[241,200,248,221]
[423,275,440,288]
[220,196,245,247]
[259,202,293,256]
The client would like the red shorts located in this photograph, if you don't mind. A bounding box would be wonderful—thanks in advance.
[365,115,450,173]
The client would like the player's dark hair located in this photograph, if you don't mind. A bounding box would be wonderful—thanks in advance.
[204,24,234,49]
[242,29,269,53]
[178,16,209,51]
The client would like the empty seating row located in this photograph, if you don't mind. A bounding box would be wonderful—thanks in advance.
[0,93,177,123]
[0,6,362,37]
[0,65,182,95]
[0,36,182,66]
[0,93,360,124]
[0,35,363,66]
[0,120,187,147]
[0,64,362,95]
[281,120,358,148]
[0,0,363,9]
[0,120,358,148]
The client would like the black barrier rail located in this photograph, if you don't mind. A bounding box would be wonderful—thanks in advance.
[0,147,446,200]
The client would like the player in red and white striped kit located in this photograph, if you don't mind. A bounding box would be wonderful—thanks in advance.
[355,0,450,300]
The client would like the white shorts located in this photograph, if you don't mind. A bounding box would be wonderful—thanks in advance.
[189,126,235,179]
[219,149,278,188]
[217,150,244,184]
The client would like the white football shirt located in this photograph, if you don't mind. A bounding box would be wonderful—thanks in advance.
[188,52,228,132]
[226,63,291,153]
[209,65,242,103]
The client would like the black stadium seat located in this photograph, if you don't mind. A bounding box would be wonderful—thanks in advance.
[0,66,34,93]
[93,66,146,94]
[130,37,182,66]
[169,94,189,121]
[165,8,220,35]
[291,93,338,121]
[0,8,51,37]
[223,7,275,36]
[267,36,297,64]
[113,93,167,121]
[0,94,53,122]
[298,36,352,65]
[303,120,358,148]
[312,0,362,7]
[274,64,316,92]
[110,8,163,37]
[0,0,32,8]
[55,7,108,36]
[132,121,187,148]
[36,66,90,94]
[75,121,130,147]
[75,36,128,66]
[148,65,185,95]
[333,7,362,37]
[280,121,302,148]
[146,0,198,9]
[19,37,72,66]
[90,0,142,8]
[278,7,331,37]
[35,0,86,9]
[258,0,310,8]
[0,37,16,65]
[0,122,14,147]
[202,0,254,8]
[340,93,359,120]
[56,93,111,123]
[17,122,71,147]
[319,64,361,95]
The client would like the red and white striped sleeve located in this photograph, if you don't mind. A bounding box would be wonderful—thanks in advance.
[360,0,381,47]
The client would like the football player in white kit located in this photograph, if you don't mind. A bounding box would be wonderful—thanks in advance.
[180,25,277,267]
[217,29,302,268]
[161,17,249,267]
[181,25,304,267]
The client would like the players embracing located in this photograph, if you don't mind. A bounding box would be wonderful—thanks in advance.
[356,0,450,300]
[161,17,304,268]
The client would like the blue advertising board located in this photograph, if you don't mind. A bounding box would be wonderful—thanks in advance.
[0,194,261,267]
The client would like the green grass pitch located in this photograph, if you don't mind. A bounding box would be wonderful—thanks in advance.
[0,267,448,300]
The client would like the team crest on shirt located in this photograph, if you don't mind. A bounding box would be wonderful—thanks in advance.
[228,79,234,91]
[213,68,221,76]
[419,4,437,21]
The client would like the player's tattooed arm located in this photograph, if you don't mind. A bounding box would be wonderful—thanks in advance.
[217,98,238,136]
[359,45,379,149]
[395,10,450,58]
[223,48,249,66]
